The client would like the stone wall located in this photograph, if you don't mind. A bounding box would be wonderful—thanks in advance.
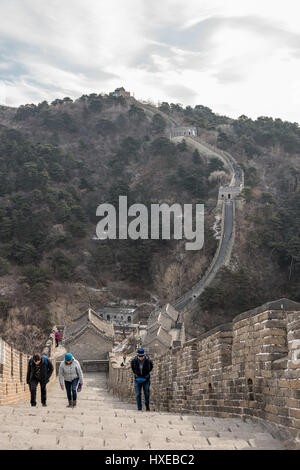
[108,301,300,447]
[0,331,57,405]
[172,134,240,312]
[56,359,109,374]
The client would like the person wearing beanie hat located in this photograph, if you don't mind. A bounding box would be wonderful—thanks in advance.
[137,348,145,356]
[59,353,84,408]
[131,347,153,411]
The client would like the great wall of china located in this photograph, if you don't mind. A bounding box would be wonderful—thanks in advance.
[171,134,242,311]
[0,106,299,450]
[109,298,300,449]
[144,104,244,312]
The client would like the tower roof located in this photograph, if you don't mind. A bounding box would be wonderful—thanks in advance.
[64,308,114,343]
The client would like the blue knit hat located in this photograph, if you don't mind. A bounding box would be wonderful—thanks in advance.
[65,353,73,361]
[137,348,145,357]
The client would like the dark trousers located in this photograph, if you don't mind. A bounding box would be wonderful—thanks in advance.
[30,378,47,405]
[65,378,79,402]
[55,339,59,347]
[134,379,150,410]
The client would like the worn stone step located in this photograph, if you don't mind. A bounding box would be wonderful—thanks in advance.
[0,372,285,450]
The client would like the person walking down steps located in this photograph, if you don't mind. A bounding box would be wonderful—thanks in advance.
[59,353,83,408]
[131,347,153,411]
[26,353,54,407]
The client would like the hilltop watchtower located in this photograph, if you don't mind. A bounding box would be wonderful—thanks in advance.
[110,87,131,98]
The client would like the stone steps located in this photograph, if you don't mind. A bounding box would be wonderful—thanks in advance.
[0,372,285,450]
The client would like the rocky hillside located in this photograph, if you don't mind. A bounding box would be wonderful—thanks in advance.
[0,93,299,349]
[0,94,223,351]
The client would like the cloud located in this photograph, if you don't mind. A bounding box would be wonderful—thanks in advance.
[161,84,198,103]
[213,68,244,84]
[0,0,299,122]
[0,0,145,104]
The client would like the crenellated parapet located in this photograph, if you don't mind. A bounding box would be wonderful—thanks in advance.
[109,298,300,448]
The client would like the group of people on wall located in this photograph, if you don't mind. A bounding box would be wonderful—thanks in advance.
[26,352,83,408]
[26,346,153,411]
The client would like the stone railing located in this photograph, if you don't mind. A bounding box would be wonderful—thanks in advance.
[0,330,57,405]
[108,299,300,448]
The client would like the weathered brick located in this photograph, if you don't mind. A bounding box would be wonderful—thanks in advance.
[289,409,300,419]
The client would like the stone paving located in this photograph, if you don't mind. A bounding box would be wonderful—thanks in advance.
[0,373,285,450]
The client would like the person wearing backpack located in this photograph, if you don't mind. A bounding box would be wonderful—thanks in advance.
[131,348,153,411]
[59,353,83,408]
[26,353,54,407]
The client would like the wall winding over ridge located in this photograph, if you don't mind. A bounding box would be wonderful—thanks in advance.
[171,135,240,311]
[109,299,300,448]
[144,104,243,313]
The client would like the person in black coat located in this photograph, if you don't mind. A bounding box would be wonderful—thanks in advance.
[26,353,54,407]
[131,347,153,411]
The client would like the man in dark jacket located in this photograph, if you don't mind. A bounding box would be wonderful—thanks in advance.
[131,347,153,411]
[26,353,54,407]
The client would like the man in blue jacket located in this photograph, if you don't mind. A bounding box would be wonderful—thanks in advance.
[131,347,153,411]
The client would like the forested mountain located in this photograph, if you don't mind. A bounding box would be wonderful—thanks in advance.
[0,92,299,349]
[164,104,300,332]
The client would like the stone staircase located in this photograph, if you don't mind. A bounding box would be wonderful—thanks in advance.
[0,372,285,450]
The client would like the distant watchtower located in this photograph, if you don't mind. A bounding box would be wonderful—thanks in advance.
[109,87,131,98]
[218,185,241,201]
[170,126,197,138]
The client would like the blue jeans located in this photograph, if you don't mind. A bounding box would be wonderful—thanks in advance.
[65,378,79,402]
[134,378,150,410]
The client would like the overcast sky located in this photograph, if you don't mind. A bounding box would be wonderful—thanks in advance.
[0,0,300,122]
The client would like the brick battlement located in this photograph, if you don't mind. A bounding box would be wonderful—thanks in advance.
[0,331,57,405]
[109,299,300,447]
